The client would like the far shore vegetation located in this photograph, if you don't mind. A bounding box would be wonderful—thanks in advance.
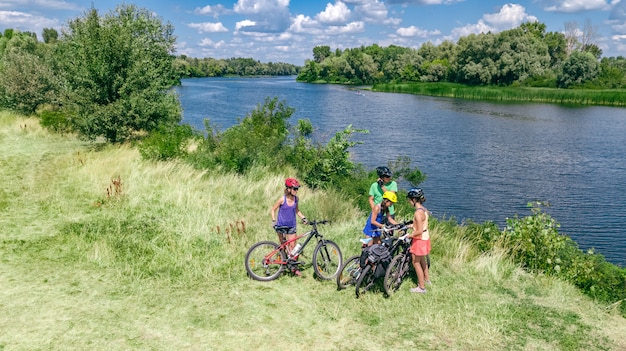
[372,82,626,106]
[296,21,626,107]
[1,4,626,348]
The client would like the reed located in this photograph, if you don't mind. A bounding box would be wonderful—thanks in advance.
[373,82,626,106]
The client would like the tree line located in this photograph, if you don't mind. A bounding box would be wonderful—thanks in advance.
[173,56,299,77]
[297,21,626,89]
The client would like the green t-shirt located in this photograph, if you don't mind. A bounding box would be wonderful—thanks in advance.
[369,180,398,215]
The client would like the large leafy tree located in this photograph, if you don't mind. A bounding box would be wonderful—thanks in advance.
[454,33,498,85]
[494,26,550,85]
[0,31,58,114]
[313,45,331,63]
[557,51,600,88]
[55,4,181,142]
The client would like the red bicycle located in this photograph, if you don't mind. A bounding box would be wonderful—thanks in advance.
[244,220,343,281]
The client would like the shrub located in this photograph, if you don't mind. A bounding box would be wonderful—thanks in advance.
[39,108,72,134]
[458,202,626,316]
[138,123,196,161]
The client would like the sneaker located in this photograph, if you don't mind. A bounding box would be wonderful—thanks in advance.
[410,286,427,294]
[360,238,373,245]
[292,269,303,277]
[426,280,432,286]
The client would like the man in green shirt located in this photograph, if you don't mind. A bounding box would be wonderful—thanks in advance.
[369,166,398,220]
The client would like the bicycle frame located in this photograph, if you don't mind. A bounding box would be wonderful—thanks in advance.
[266,220,327,265]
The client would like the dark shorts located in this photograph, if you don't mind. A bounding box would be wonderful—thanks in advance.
[275,226,297,235]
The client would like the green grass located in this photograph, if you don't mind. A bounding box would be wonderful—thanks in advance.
[1,110,626,350]
[373,82,626,106]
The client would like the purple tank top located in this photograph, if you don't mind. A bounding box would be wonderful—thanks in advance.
[277,195,298,227]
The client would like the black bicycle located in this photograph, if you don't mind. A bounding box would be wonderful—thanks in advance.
[245,220,343,281]
[352,221,413,298]
[383,226,431,297]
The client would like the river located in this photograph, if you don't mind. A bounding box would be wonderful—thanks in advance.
[176,76,626,266]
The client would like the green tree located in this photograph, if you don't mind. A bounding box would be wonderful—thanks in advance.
[54,4,181,142]
[3,29,14,40]
[0,32,58,113]
[594,56,626,88]
[454,33,498,85]
[398,50,423,82]
[544,31,568,68]
[494,26,550,85]
[313,45,331,63]
[417,41,439,62]
[42,28,59,44]
[557,51,599,88]
[320,55,354,83]
[297,59,321,82]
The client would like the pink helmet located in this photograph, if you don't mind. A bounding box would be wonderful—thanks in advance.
[285,178,300,188]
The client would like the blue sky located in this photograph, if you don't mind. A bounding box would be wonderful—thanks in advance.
[1,0,625,64]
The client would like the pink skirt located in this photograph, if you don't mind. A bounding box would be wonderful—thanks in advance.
[410,238,431,256]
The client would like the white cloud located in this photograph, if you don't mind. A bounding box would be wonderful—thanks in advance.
[316,1,352,24]
[289,14,322,35]
[188,22,228,33]
[0,10,58,31]
[198,38,226,48]
[384,0,464,4]
[234,0,290,14]
[354,0,388,23]
[0,0,80,11]
[543,0,613,13]
[194,5,228,18]
[235,19,257,31]
[325,21,365,34]
[483,4,538,30]
[449,4,537,39]
[231,0,291,34]
[274,45,291,52]
[397,25,441,37]
[451,19,494,38]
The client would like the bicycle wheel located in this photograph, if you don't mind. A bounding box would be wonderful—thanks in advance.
[384,254,409,297]
[336,255,360,290]
[312,239,343,280]
[355,265,375,298]
[245,241,286,281]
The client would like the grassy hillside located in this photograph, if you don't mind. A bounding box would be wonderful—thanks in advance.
[1,111,625,351]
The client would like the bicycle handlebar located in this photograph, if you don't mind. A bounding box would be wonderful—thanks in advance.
[307,219,330,226]
[275,220,329,231]
[373,220,413,234]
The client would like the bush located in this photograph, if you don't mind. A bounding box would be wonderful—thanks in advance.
[457,202,626,317]
[138,123,196,161]
[39,108,72,134]
[211,97,292,173]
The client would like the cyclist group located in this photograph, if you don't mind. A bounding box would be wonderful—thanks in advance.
[271,166,432,293]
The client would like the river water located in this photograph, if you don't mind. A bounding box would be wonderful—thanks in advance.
[176,76,626,266]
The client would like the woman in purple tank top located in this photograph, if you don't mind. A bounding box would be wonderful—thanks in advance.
[271,178,308,275]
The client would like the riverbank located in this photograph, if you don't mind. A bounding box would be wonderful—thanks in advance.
[372,82,626,106]
[2,110,626,350]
